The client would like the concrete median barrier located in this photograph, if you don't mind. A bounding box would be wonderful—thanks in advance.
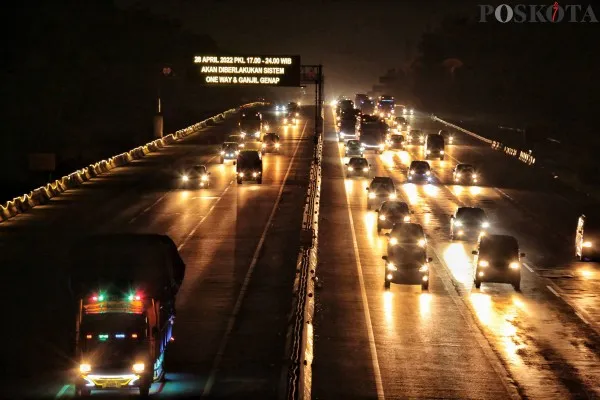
[0,103,260,223]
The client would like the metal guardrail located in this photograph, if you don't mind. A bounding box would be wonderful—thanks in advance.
[432,115,536,166]
[0,102,265,223]
[287,132,322,400]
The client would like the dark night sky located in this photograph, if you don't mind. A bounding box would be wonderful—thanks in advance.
[117,0,474,96]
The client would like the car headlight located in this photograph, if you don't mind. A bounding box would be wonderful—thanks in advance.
[425,171,431,176]
[255,132,260,137]
[379,215,387,222]
[132,363,145,373]
[275,143,280,148]
[201,175,209,181]
[363,167,368,172]
[368,192,376,199]
[417,239,426,247]
[240,132,246,137]
[472,173,478,178]
[583,241,593,248]
[481,221,489,228]
[262,144,266,148]
[181,175,189,182]
[454,220,462,227]
[239,172,244,177]
[403,215,410,222]
[456,173,461,178]
[509,262,520,270]
[387,263,397,271]
[426,150,431,154]
[440,150,444,154]
[379,144,385,150]
[389,237,398,245]
[348,166,354,171]
[389,193,397,199]
[235,150,240,154]
[478,260,489,267]
[296,112,299,117]
[264,125,269,130]
[361,146,365,150]
[409,170,415,175]
[252,172,258,177]
[410,109,414,114]
[220,151,225,155]
[80,363,92,373]
[419,264,428,272]
[239,143,245,148]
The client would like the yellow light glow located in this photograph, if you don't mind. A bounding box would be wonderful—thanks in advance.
[344,179,354,195]
[423,184,439,197]
[383,291,394,326]
[470,186,482,196]
[401,183,419,205]
[419,293,432,319]
[453,185,464,195]
[580,269,594,279]
[442,242,473,285]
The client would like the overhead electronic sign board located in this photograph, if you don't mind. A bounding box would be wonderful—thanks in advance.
[194,55,301,87]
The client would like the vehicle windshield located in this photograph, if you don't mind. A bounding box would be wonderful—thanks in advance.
[456,208,486,222]
[349,158,368,167]
[385,202,409,216]
[427,135,444,145]
[241,113,261,121]
[238,151,261,165]
[347,140,360,148]
[228,135,242,142]
[389,247,426,266]
[458,165,475,173]
[391,224,424,240]
[80,313,146,357]
[410,130,422,135]
[411,162,429,171]
[223,143,238,151]
[371,182,394,192]
[264,134,279,142]
[481,238,519,261]
[192,165,207,174]
[391,136,403,142]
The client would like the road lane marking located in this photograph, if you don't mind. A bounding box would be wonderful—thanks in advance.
[129,154,218,224]
[523,262,534,273]
[547,285,561,298]
[337,144,386,400]
[575,311,590,325]
[201,120,308,396]
[55,384,70,398]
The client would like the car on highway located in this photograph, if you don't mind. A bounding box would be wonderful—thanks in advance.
[261,133,281,154]
[344,139,364,157]
[385,222,427,257]
[472,234,525,291]
[407,160,432,183]
[376,200,412,233]
[226,134,246,149]
[236,150,263,184]
[424,133,445,160]
[180,165,211,188]
[382,248,431,290]
[406,129,424,144]
[575,212,600,260]
[439,129,454,144]
[453,163,479,184]
[402,106,415,116]
[287,102,300,117]
[274,103,287,113]
[345,157,370,177]
[386,134,404,150]
[450,207,489,240]
[366,176,397,210]
[393,116,408,129]
[220,142,240,163]
[283,112,298,126]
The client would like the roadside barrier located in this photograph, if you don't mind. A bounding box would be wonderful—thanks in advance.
[287,132,322,400]
[0,102,266,222]
[433,115,536,167]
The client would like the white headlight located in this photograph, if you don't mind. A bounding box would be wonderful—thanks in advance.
[426,150,431,154]
[456,173,462,178]
[440,150,444,154]
[201,175,209,181]
[379,215,386,221]
[419,264,428,272]
[275,143,280,148]
[363,167,369,172]
[482,221,489,228]
[478,260,489,267]
[80,363,92,373]
[220,151,225,155]
[389,237,398,245]
[132,363,145,373]
[181,175,189,182]
[389,193,397,199]
[509,262,520,269]
[252,172,258,177]
[262,144,266,148]
[239,172,244,177]
[472,173,478,178]
[379,144,385,150]
[417,239,426,247]
[425,171,431,176]
[348,166,354,171]
[387,263,397,271]
[368,192,376,199]
[583,241,593,248]
[454,220,462,227]
[403,215,410,222]
[410,170,415,175]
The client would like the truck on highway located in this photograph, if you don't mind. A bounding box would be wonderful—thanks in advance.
[425,133,445,160]
[239,111,263,140]
[376,95,395,118]
[359,115,387,153]
[69,234,185,397]
[337,112,359,142]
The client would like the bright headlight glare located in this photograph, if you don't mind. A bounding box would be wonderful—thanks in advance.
[275,143,280,148]
[417,239,426,247]
[80,363,92,373]
[509,262,520,269]
[419,264,428,272]
[583,241,593,248]
[387,263,397,271]
[389,237,398,245]
[252,172,258,177]
[482,221,489,228]
[363,167,369,172]
[403,215,410,222]
[262,144,266,148]
[348,166,354,171]
[426,150,431,154]
[379,215,386,221]
[425,171,431,176]
[201,175,208,181]
[132,363,145,373]
[181,175,189,182]
[454,220,462,227]
[379,144,385,150]
[389,193,397,199]
[239,172,244,177]
[456,173,462,178]
[220,151,225,155]
[472,173,478,178]
[440,150,444,154]
[368,192,376,199]
[410,170,415,175]
[479,260,489,267]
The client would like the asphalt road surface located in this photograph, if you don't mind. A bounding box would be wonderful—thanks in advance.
[0,107,314,398]
[313,108,600,399]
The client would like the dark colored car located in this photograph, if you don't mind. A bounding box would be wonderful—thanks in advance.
[385,222,427,257]
[236,150,263,184]
[376,201,412,233]
[220,142,239,163]
[450,207,489,240]
[407,161,432,183]
[261,133,281,154]
[382,248,432,290]
[180,165,211,188]
[366,177,397,210]
[425,134,445,160]
[386,134,404,150]
[406,129,424,144]
[453,163,479,184]
[345,140,363,157]
[346,157,370,177]
[472,234,525,291]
